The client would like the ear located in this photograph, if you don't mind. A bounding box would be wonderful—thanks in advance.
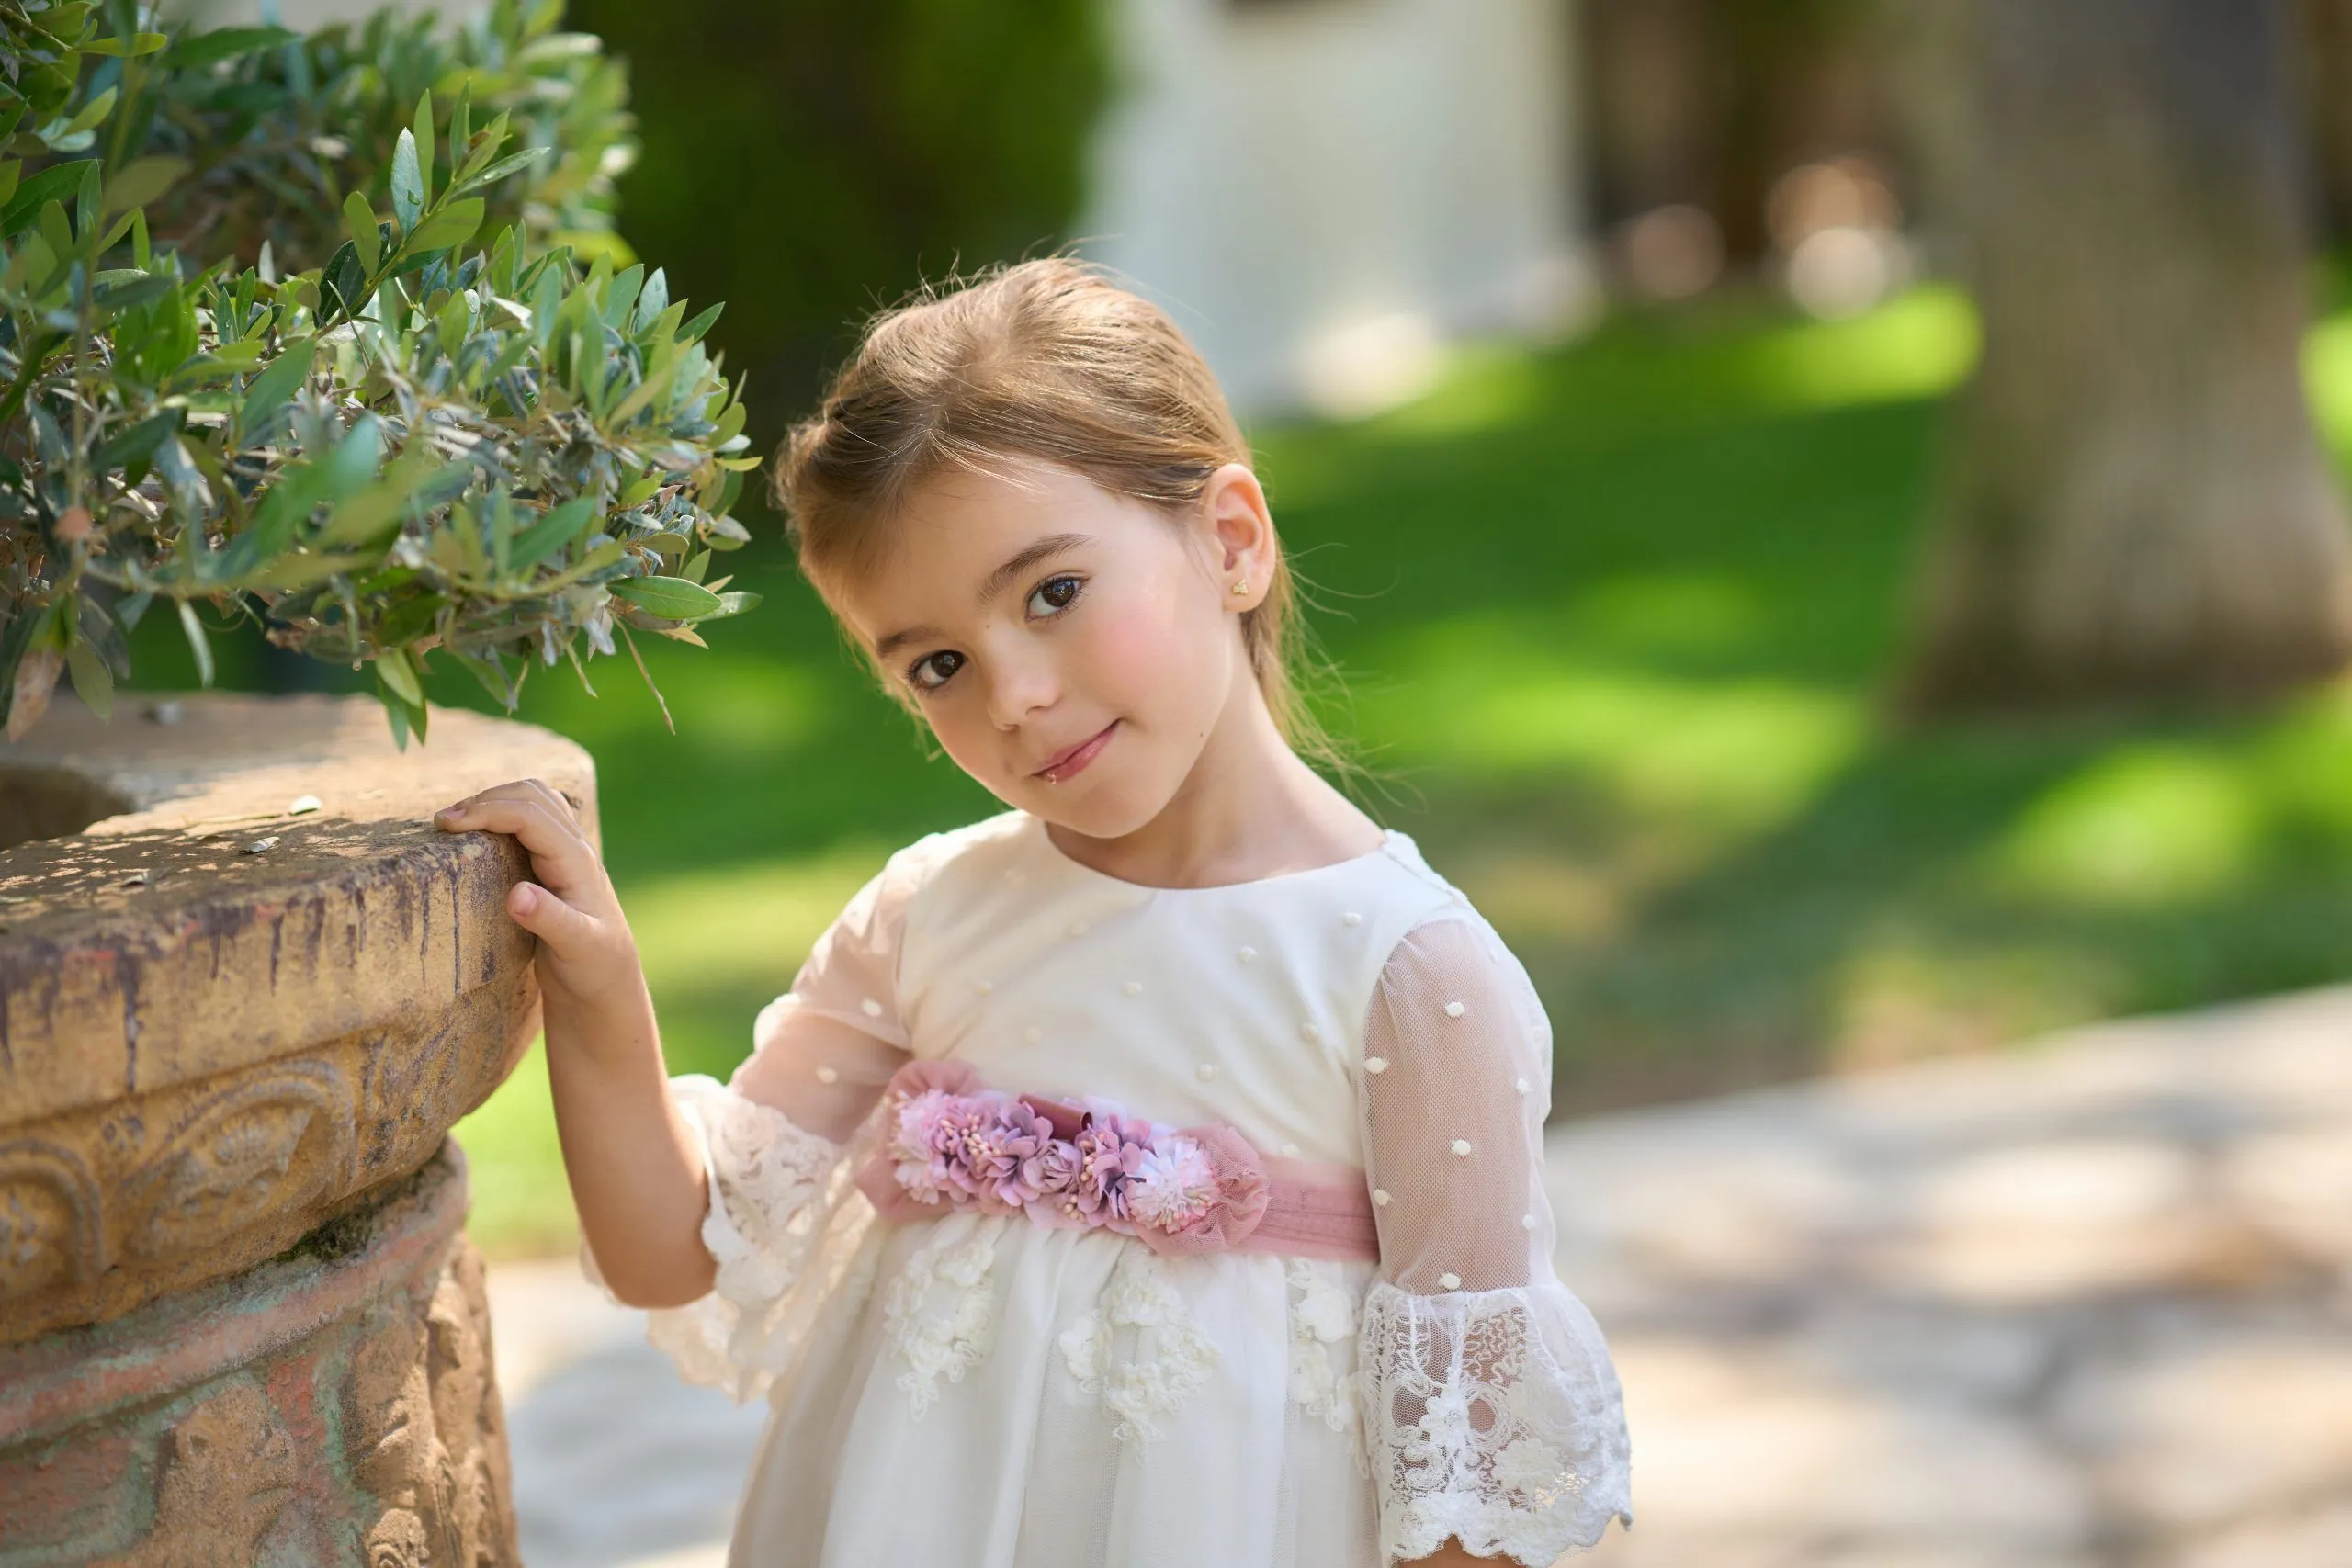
[1197,463,1275,610]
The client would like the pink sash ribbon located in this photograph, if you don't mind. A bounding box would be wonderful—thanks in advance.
[853,1060,1381,1262]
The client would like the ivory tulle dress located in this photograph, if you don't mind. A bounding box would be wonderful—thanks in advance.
[592,810,1631,1567]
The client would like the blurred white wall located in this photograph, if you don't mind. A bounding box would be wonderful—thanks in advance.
[1080,0,1591,418]
[168,0,1589,418]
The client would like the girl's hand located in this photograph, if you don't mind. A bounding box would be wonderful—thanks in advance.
[434,778,640,1014]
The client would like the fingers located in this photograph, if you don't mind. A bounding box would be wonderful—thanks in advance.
[511,777,599,855]
[505,879,602,953]
[509,776,582,823]
[437,795,584,860]
[436,784,585,851]
[439,777,582,834]
[435,784,603,902]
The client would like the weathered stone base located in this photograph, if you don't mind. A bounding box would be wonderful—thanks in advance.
[0,694,582,1344]
[0,1141,516,1567]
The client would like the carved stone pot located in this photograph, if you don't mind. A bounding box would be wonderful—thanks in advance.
[0,693,594,1565]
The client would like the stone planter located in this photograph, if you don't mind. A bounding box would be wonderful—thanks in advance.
[0,693,594,1565]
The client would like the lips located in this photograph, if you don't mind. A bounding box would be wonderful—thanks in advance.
[1033,721,1118,784]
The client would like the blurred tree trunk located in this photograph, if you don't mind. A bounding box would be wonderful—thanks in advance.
[2305,0,2352,243]
[1582,0,1895,264]
[1900,0,2352,713]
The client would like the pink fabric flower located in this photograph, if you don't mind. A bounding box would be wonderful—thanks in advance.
[1124,1135,1220,1231]
[854,1061,984,1221]
[853,1061,1273,1254]
[1136,1123,1271,1257]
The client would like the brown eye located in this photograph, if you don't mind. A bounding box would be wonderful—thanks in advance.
[910,649,965,691]
[1028,575,1082,616]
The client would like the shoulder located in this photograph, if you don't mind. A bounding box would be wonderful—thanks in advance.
[813,810,1030,963]
[1369,829,1464,906]
[1363,841,1551,1046]
[1350,829,1490,957]
[1287,829,1486,1031]
[795,813,1034,1020]
[867,809,1069,964]
[874,808,1033,899]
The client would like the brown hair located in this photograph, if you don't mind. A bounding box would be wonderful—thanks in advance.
[775,256,1336,765]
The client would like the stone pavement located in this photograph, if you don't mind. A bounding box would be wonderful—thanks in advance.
[485,1262,758,1568]
[487,986,2352,1568]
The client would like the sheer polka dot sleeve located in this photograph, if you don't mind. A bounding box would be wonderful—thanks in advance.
[1357,912,1633,1564]
[728,840,932,1142]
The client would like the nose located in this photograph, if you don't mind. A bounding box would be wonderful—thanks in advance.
[985,649,1060,730]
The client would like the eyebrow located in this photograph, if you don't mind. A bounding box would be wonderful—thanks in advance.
[871,533,1090,660]
[976,532,1089,606]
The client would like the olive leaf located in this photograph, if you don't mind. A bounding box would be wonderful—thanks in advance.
[608,575,723,621]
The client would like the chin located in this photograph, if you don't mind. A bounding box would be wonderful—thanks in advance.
[1015,771,1174,843]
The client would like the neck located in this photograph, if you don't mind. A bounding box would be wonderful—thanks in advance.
[1044,662,1379,888]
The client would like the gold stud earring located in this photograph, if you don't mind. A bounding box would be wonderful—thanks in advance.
[1232,577,1250,597]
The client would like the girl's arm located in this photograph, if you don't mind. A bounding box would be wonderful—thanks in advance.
[435,778,716,1309]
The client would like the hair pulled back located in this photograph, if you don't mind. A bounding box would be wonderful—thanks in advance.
[775,257,1329,758]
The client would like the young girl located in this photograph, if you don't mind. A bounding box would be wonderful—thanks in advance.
[436,259,1631,1567]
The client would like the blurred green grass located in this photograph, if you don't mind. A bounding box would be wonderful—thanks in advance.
[129,283,2352,1257]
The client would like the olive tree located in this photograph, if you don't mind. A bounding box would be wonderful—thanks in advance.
[0,0,759,745]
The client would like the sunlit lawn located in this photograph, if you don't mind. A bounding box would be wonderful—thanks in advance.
[131,281,2352,1257]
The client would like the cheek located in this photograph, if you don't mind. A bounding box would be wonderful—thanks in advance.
[1080,576,1221,714]
[922,696,1000,781]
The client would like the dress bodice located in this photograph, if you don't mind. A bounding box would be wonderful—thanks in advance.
[893,813,1460,1167]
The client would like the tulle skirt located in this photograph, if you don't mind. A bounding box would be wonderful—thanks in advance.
[728,1210,1385,1568]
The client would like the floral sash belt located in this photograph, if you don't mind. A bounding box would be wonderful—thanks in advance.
[854,1060,1382,1262]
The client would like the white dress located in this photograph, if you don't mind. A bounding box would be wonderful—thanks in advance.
[606,811,1631,1567]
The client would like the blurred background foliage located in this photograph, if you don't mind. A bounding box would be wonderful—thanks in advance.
[563,0,1108,417]
[143,0,635,271]
[108,0,2352,1254]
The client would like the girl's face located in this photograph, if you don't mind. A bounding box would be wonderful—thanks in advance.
[827,457,1272,841]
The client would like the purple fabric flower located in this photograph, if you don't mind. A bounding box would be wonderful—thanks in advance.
[1021,1137,1082,1215]
[961,1104,1055,1213]
[1070,1114,1142,1226]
